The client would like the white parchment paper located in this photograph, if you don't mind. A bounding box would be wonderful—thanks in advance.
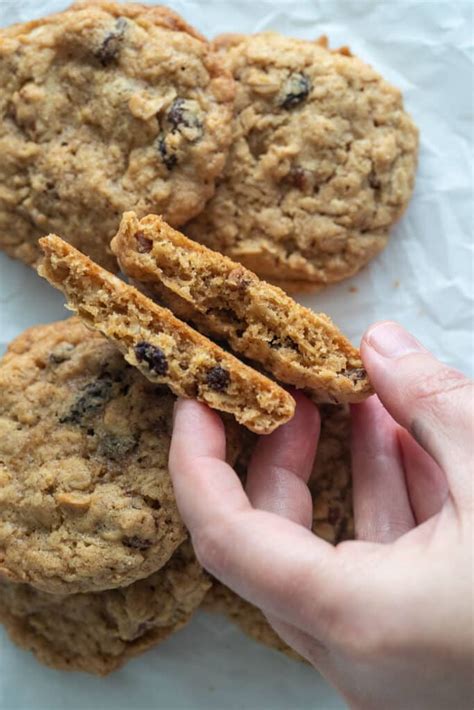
[0,2,472,709]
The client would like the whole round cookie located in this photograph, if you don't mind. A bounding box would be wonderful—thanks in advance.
[186,32,418,291]
[0,0,234,270]
[0,318,188,593]
[0,541,210,675]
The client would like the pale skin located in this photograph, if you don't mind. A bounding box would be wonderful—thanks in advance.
[169,321,474,710]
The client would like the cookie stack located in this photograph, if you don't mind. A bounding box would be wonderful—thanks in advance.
[0,0,418,675]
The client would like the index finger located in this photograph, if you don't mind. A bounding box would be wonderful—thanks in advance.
[169,398,350,643]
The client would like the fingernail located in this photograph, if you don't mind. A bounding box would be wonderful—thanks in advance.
[365,322,425,359]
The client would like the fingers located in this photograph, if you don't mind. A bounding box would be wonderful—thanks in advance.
[244,392,323,663]
[361,321,474,507]
[246,391,320,527]
[169,399,250,530]
[169,398,349,643]
[351,397,415,543]
[398,429,448,523]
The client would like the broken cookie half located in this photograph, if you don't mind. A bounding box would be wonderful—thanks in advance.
[111,212,373,404]
[38,236,295,434]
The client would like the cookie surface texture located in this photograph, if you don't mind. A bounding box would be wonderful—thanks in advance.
[0,0,234,270]
[186,32,418,290]
[0,541,210,675]
[0,318,187,593]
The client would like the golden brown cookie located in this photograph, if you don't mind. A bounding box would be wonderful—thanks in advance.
[0,318,242,594]
[0,541,210,676]
[186,32,418,291]
[112,212,372,404]
[204,404,354,659]
[0,0,234,270]
[38,235,295,434]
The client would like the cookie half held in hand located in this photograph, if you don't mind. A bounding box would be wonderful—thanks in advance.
[0,0,234,270]
[37,236,295,434]
[0,540,210,676]
[111,212,372,404]
[0,318,243,595]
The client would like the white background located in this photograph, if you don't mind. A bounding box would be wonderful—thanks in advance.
[0,1,472,709]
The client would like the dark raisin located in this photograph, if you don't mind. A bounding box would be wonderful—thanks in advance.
[167,98,203,138]
[206,366,230,391]
[287,166,310,190]
[122,536,153,551]
[247,128,269,159]
[95,17,127,67]
[344,367,366,382]
[142,495,162,511]
[228,267,252,290]
[280,73,311,109]
[60,374,113,424]
[49,344,74,364]
[168,99,202,129]
[157,135,177,170]
[207,308,242,330]
[136,233,153,253]
[269,336,298,351]
[97,433,137,459]
[368,172,381,189]
[134,342,168,376]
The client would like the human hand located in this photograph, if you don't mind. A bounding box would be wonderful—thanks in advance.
[169,321,474,710]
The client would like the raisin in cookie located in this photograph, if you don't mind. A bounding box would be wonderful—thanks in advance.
[0,318,242,594]
[0,541,210,676]
[112,212,372,404]
[186,32,418,291]
[38,236,295,434]
[204,404,353,660]
[0,0,234,270]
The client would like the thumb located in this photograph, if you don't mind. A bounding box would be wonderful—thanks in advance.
[361,321,473,507]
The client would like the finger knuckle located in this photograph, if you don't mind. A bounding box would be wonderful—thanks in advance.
[408,366,471,408]
[192,523,229,575]
[356,516,412,544]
